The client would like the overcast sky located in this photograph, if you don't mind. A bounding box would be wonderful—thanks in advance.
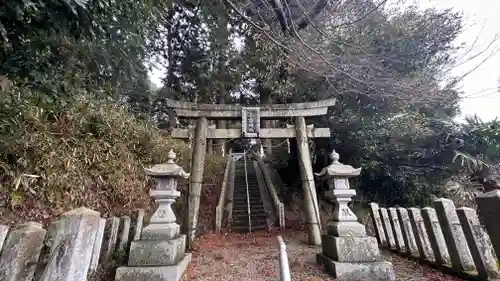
[417,0,500,121]
[150,0,500,121]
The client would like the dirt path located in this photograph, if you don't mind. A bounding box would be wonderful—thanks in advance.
[182,231,465,281]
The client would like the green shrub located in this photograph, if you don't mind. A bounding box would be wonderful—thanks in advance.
[0,85,225,224]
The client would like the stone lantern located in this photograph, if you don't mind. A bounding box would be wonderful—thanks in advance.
[315,149,395,281]
[115,150,192,281]
[141,149,190,239]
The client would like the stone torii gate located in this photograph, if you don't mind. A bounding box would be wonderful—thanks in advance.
[166,98,336,246]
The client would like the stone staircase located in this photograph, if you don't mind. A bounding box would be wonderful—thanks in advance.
[231,158,268,233]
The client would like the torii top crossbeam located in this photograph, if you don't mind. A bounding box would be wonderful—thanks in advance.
[166,98,336,119]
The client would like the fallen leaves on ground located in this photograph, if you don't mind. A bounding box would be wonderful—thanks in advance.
[183,230,467,281]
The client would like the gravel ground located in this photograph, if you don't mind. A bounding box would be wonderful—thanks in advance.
[182,231,466,281]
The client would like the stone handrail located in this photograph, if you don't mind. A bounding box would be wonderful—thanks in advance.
[215,154,233,232]
[277,236,291,281]
[243,151,252,232]
[253,152,285,231]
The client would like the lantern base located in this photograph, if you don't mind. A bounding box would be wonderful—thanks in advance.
[326,221,366,237]
[142,223,180,240]
[317,254,395,281]
[116,253,191,281]
[128,235,186,266]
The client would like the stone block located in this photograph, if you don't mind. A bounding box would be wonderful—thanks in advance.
[117,216,132,254]
[408,208,435,262]
[115,253,191,281]
[476,190,500,260]
[326,221,366,237]
[322,235,381,262]
[0,225,9,250]
[131,209,145,241]
[41,207,101,281]
[0,222,46,281]
[388,207,406,252]
[128,235,186,266]
[397,208,418,257]
[32,221,61,281]
[100,216,120,264]
[369,203,386,245]
[316,253,395,281]
[89,218,106,274]
[433,198,475,271]
[142,223,180,241]
[379,208,396,249]
[457,207,499,279]
[421,207,450,265]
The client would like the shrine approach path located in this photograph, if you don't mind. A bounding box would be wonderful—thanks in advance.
[181,230,465,281]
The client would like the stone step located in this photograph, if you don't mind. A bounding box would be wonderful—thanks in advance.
[234,185,259,188]
[233,211,266,217]
[233,195,262,200]
[232,207,265,214]
[233,197,263,202]
[234,184,259,187]
[234,186,260,190]
[234,181,259,185]
[232,208,265,215]
[233,189,260,193]
[234,184,259,188]
[231,224,267,233]
[233,186,260,190]
[232,196,261,200]
[233,192,261,195]
[232,209,266,215]
[232,200,263,205]
[233,201,263,206]
[232,209,266,216]
[232,210,267,216]
[233,195,261,199]
[232,218,268,227]
[233,213,267,221]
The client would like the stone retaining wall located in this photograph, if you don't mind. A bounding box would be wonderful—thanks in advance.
[215,154,233,232]
[253,153,285,231]
[0,207,145,281]
[369,195,500,280]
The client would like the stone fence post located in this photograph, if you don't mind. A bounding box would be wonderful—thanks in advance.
[456,207,499,279]
[40,207,101,281]
[0,225,8,250]
[433,198,474,272]
[0,222,46,281]
[475,190,500,260]
[420,207,447,264]
[408,208,434,262]
[397,208,418,257]
[379,207,396,249]
[368,203,386,246]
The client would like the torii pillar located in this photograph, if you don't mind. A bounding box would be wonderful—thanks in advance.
[186,116,207,249]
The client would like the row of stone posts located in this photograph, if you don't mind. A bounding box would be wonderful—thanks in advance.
[0,207,144,281]
[370,194,500,280]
